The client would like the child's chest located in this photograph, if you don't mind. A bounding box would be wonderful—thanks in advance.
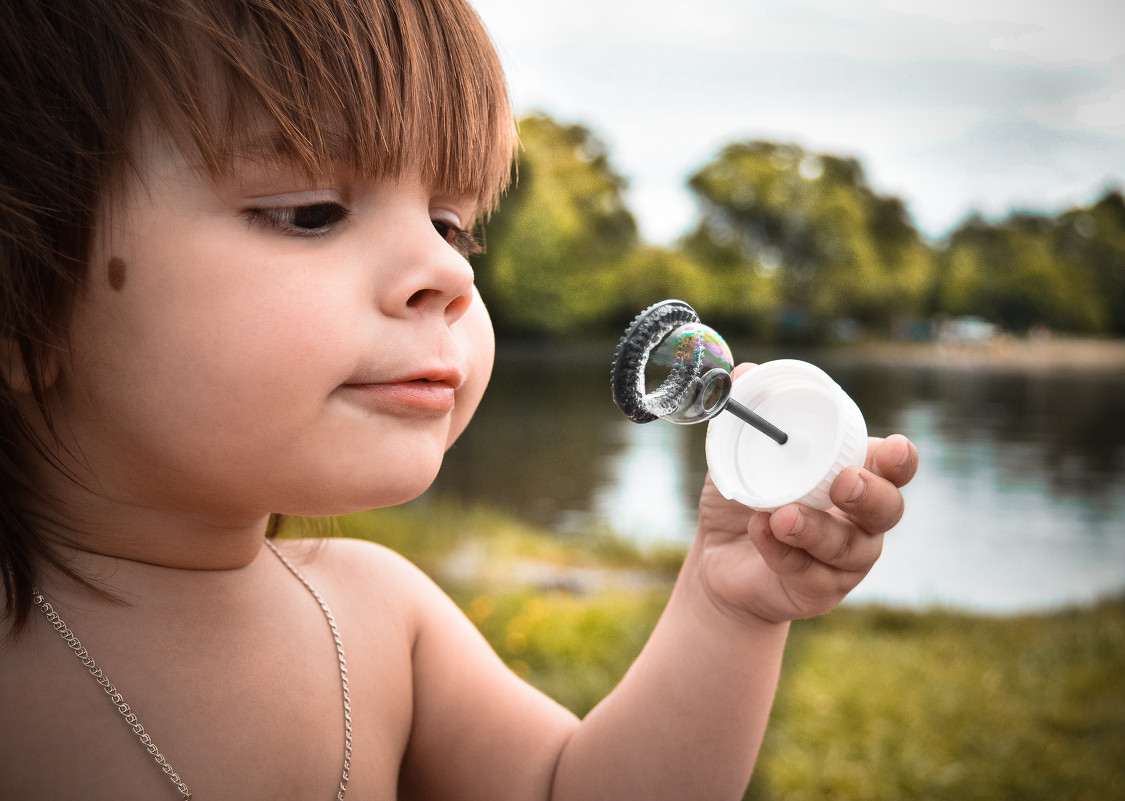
[0,584,415,800]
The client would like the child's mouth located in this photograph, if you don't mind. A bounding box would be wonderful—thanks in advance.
[338,373,459,416]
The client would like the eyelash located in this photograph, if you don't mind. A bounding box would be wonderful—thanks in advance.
[433,219,483,258]
[244,202,482,257]
[244,202,351,237]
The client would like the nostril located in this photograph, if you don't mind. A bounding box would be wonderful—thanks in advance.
[404,288,471,321]
[445,293,472,321]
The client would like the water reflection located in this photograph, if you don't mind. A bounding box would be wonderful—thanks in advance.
[592,421,696,546]
[425,343,1125,612]
[855,399,1125,612]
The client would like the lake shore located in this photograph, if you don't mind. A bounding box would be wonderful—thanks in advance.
[495,335,1125,373]
[831,336,1125,372]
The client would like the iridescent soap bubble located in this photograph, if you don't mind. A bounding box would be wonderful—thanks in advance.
[648,323,736,424]
[612,299,789,444]
[650,323,734,372]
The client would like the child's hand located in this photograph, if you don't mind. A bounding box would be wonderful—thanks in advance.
[695,364,919,625]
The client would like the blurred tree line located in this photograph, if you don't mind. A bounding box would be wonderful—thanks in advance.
[473,113,1125,342]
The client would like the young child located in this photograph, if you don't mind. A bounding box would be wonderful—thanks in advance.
[0,1,918,799]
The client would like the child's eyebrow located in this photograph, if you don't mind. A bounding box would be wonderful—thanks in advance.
[213,127,486,209]
[227,129,356,168]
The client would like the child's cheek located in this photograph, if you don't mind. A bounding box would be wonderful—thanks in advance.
[446,288,494,449]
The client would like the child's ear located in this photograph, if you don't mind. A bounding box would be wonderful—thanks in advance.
[1,338,60,394]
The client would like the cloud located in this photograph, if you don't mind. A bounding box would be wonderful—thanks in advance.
[473,0,1125,243]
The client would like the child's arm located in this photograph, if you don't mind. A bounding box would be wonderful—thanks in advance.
[397,383,917,801]
[547,431,917,800]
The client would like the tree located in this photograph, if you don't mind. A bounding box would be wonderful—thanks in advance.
[1055,190,1125,335]
[473,114,637,337]
[683,141,933,338]
[935,198,1116,334]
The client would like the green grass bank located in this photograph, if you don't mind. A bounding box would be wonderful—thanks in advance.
[308,501,1125,800]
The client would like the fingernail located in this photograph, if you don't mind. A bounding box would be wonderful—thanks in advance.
[848,473,868,504]
[788,510,806,536]
[893,435,913,470]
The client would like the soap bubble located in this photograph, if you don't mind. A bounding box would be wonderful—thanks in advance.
[647,323,735,424]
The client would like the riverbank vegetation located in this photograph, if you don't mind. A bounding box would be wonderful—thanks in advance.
[473,113,1125,344]
[300,502,1125,801]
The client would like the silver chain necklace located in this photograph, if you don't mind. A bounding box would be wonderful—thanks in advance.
[32,539,353,800]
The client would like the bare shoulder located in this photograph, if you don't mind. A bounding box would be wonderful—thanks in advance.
[271,536,448,627]
[274,535,420,579]
[270,537,577,801]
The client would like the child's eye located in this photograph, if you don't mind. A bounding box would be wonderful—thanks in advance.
[432,218,483,257]
[246,202,351,237]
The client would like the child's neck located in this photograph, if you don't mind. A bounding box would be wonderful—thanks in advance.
[39,504,271,577]
[66,525,269,571]
[25,418,275,575]
[35,523,275,614]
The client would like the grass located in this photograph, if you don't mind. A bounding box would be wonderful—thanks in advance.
[752,603,1125,801]
[307,500,1125,801]
[329,499,686,577]
[449,586,667,716]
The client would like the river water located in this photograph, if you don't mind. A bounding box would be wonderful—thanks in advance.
[422,342,1125,614]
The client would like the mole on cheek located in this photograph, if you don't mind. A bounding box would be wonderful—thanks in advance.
[107,257,127,292]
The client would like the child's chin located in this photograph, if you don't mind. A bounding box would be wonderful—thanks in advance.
[369,482,436,510]
[275,469,440,518]
[347,474,442,513]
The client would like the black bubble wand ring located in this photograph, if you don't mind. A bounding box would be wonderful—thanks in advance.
[610,299,788,444]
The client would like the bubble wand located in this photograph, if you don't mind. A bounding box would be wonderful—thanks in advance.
[611,299,788,442]
[610,299,867,512]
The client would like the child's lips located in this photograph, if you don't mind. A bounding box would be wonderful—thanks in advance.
[338,368,462,415]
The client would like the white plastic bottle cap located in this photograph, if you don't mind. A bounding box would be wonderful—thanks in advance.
[705,359,868,512]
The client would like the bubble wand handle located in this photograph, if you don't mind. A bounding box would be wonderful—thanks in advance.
[723,398,789,445]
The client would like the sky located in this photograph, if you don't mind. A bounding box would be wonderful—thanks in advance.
[470,0,1125,244]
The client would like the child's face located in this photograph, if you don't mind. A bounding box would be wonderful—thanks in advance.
[53,127,495,521]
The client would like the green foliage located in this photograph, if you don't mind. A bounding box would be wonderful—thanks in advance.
[682,139,1122,338]
[473,114,638,337]
[683,141,933,338]
[934,207,1115,333]
[1055,191,1125,335]
[603,244,778,334]
[471,112,1121,341]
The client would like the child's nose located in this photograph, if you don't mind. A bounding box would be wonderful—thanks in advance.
[383,225,476,325]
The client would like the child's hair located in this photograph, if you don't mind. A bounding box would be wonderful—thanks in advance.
[0,0,515,635]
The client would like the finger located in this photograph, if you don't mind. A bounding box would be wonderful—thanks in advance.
[700,475,765,543]
[746,509,816,577]
[768,503,884,574]
[730,362,759,380]
[863,434,918,489]
[830,465,906,535]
